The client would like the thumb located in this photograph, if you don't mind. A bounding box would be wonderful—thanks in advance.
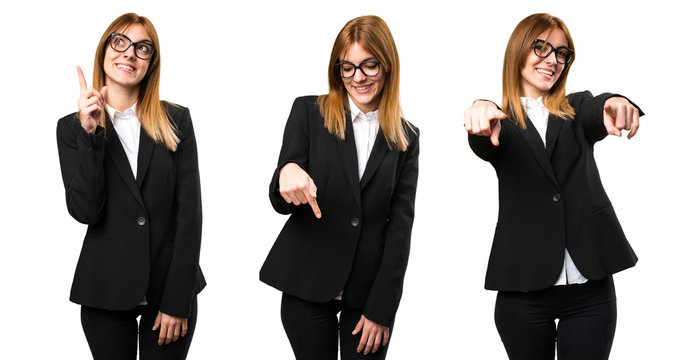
[152,311,162,331]
[352,316,365,335]
[603,105,621,137]
[604,120,621,136]
[490,120,501,146]
[181,319,189,337]
[308,177,317,199]
[494,109,507,120]
[100,86,108,102]
[603,103,614,115]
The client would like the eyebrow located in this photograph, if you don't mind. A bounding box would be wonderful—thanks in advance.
[115,32,153,44]
[537,40,571,50]
[339,58,378,64]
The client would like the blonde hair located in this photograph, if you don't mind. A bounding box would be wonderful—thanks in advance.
[502,13,576,129]
[317,15,409,151]
[92,13,179,151]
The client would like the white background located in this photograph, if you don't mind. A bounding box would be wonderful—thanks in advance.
[0,0,679,358]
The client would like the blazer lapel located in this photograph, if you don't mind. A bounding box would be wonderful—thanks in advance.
[336,112,362,208]
[359,129,388,190]
[545,115,564,157]
[136,129,154,188]
[518,118,559,188]
[105,119,146,207]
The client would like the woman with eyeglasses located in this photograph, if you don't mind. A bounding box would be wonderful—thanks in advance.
[464,13,641,359]
[260,15,418,360]
[56,13,205,359]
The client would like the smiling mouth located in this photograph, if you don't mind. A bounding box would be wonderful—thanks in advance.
[117,64,135,72]
[354,84,373,91]
[536,68,554,77]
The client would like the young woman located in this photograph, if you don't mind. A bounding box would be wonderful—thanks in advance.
[56,13,205,360]
[464,13,641,360]
[260,15,419,360]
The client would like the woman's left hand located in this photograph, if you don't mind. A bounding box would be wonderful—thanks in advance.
[352,315,390,355]
[603,97,640,139]
[152,311,188,345]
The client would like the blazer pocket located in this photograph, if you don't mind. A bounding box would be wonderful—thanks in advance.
[589,202,613,214]
[496,218,528,227]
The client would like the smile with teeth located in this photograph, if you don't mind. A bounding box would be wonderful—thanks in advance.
[536,68,554,77]
[117,64,135,72]
[354,84,373,91]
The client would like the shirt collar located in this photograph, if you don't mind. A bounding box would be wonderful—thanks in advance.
[348,96,378,122]
[106,103,137,121]
[520,96,545,110]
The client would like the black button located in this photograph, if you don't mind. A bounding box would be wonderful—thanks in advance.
[137,217,146,226]
[552,193,561,202]
[350,218,360,227]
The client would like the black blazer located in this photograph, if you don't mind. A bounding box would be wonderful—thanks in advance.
[260,96,419,326]
[469,91,641,292]
[56,103,206,318]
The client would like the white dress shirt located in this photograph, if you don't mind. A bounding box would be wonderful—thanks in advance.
[348,96,380,180]
[521,97,589,286]
[107,103,141,179]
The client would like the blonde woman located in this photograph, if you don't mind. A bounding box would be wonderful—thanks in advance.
[464,13,641,360]
[56,13,205,360]
[261,15,419,360]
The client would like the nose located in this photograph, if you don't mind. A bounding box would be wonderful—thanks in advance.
[123,45,136,59]
[352,67,367,83]
[545,50,558,64]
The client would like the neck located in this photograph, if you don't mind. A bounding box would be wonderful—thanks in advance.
[105,83,140,112]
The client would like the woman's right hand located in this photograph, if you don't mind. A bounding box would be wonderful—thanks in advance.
[278,162,322,218]
[464,100,506,146]
[76,66,107,134]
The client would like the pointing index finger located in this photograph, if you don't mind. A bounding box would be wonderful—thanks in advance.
[77,66,87,95]
[306,178,321,219]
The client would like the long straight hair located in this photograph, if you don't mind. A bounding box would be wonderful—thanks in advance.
[92,13,179,151]
[317,15,409,151]
[502,13,576,129]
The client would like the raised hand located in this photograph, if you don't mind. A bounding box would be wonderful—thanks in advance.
[278,162,322,219]
[76,66,108,134]
[464,100,507,146]
[603,97,640,139]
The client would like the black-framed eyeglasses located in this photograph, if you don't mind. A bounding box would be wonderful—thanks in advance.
[334,61,381,78]
[109,33,156,60]
[532,39,574,64]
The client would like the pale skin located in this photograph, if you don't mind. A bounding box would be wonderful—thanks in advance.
[463,95,640,144]
[277,41,391,355]
[464,29,640,142]
[75,25,188,346]
[76,66,107,134]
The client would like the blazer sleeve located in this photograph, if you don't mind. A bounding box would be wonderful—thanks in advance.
[269,97,312,214]
[572,91,645,144]
[159,107,204,318]
[468,131,500,163]
[56,114,106,225]
[363,126,420,326]
[467,99,503,163]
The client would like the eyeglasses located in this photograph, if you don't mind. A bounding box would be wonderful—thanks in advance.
[109,33,156,60]
[532,39,574,64]
[335,61,381,78]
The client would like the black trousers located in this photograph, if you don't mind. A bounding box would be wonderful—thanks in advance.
[494,277,617,360]
[281,293,392,360]
[80,298,198,360]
